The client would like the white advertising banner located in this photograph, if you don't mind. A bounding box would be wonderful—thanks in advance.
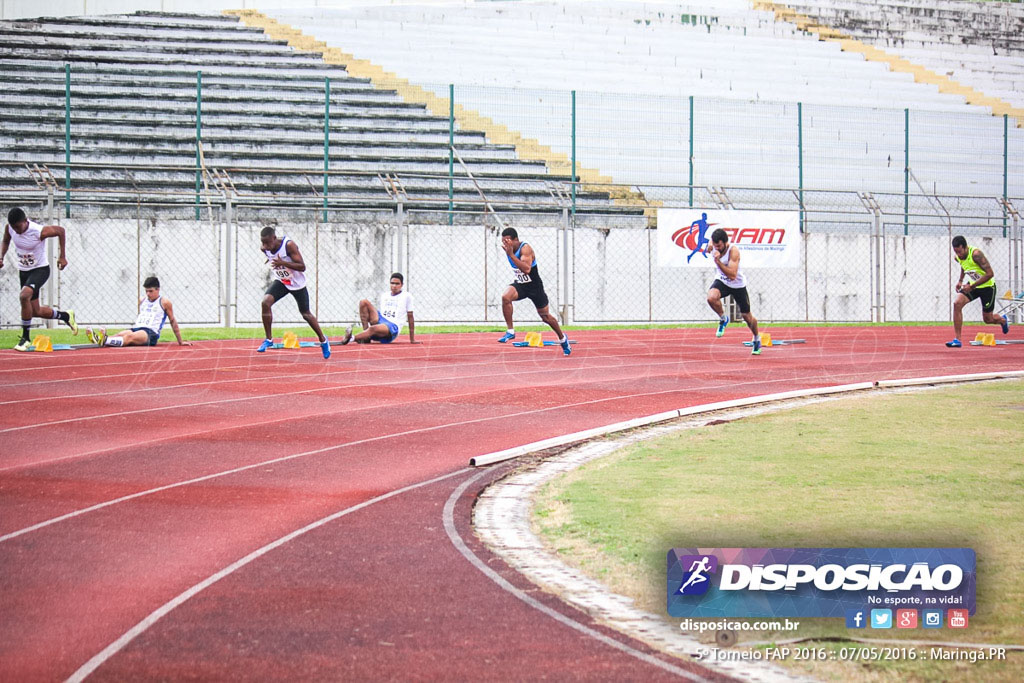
[657,209,801,268]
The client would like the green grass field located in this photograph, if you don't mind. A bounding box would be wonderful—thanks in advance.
[0,320,955,348]
[534,380,1024,681]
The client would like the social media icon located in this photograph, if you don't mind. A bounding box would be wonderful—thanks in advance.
[948,609,969,629]
[896,609,918,629]
[870,609,892,629]
[845,609,866,629]
[922,610,943,628]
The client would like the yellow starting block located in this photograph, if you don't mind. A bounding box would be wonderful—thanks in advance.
[759,332,772,347]
[524,331,543,347]
[33,335,53,352]
[282,331,300,349]
[973,332,996,347]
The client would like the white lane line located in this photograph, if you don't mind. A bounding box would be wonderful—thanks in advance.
[0,333,642,378]
[470,369,1024,467]
[0,346,746,433]
[0,339,910,435]
[0,340,700,403]
[0,372,855,541]
[442,469,710,682]
[65,468,472,683]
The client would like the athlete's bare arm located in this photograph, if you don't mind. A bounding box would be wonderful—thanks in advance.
[271,241,306,272]
[39,225,67,270]
[407,311,420,344]
[163,298,191,346]
[713,245,741,280]
[964,249,994,291]
[503,240,533,274]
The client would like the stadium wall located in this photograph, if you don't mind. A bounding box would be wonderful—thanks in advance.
[2,214,1019,328]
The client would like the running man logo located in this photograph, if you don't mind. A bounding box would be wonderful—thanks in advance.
[670,213,716,255]
[675,554,718,596]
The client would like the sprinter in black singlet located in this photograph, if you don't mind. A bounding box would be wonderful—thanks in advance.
[497,227,571,356]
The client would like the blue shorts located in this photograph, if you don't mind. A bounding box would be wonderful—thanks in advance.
[377,315,399,343]
[131,327,160,346]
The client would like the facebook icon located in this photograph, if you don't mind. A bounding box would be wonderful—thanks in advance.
[845,609,867,629]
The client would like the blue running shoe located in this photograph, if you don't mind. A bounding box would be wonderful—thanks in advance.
[945,338,962,348]
[716,316,730,338]
[751,338,762,355]
[1001,315,1010,335]
[257,339,273,352]
[321,340,331,359]
[498,332,515,343]
[561,338,571,356]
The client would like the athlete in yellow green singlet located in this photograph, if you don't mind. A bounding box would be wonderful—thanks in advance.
[946,235,1009,347]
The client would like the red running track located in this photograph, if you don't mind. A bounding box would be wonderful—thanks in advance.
[0,326,1020,680]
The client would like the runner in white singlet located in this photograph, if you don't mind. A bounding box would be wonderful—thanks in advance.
[87,276,190,348]
[339,272,419,345]
[705,228,762,355]
[256,227,331,359]
[1,207,78,350]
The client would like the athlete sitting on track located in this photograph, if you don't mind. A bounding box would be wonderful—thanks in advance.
[256,227,331,359]
[945,235,1009,348]
[87,276,190,348]
[496,227,571,356]
[1,207,78,350]
[339,272,419,345]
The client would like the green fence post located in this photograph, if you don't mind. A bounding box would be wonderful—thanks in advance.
[1004,113,1009,238]
[448,83,454,226]
[571,90,577,218]
[688,95,694,208]
[904,107,909,236]
[324,77,330,223]
[798,101,804,233]
[64,63,71,218]
[195,71,202,221]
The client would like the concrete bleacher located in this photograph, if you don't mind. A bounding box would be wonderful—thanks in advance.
[780,0,1024,110]
[0,10,619,213]
[265,0,1022,203]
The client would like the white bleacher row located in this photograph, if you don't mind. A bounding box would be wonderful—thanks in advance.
[269,1,1022,198]
[273,9,984,111]
[783,0,1024,109]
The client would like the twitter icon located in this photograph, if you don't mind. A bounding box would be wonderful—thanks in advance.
[870,609,892,629]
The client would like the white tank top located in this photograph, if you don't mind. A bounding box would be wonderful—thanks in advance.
[263,236,306,291]
[715,245,746,288]
[7,221,48,271]
[134,297,167,334]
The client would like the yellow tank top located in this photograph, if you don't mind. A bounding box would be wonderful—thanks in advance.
[955,247,994,289]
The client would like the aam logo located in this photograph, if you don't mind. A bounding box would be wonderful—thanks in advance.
[719,227,786,245]
[671,224,786,252]
[676,554,719,596]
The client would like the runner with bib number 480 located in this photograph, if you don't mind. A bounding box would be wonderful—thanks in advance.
[256,227,331,359]
[1,207,77,351]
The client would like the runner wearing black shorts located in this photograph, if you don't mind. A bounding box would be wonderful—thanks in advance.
[256,227,331,359]
[2,207,77,351]
[497,227,571,356]
[706,228,762,355]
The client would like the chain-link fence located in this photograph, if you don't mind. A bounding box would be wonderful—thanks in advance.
[2,180,1021,329]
